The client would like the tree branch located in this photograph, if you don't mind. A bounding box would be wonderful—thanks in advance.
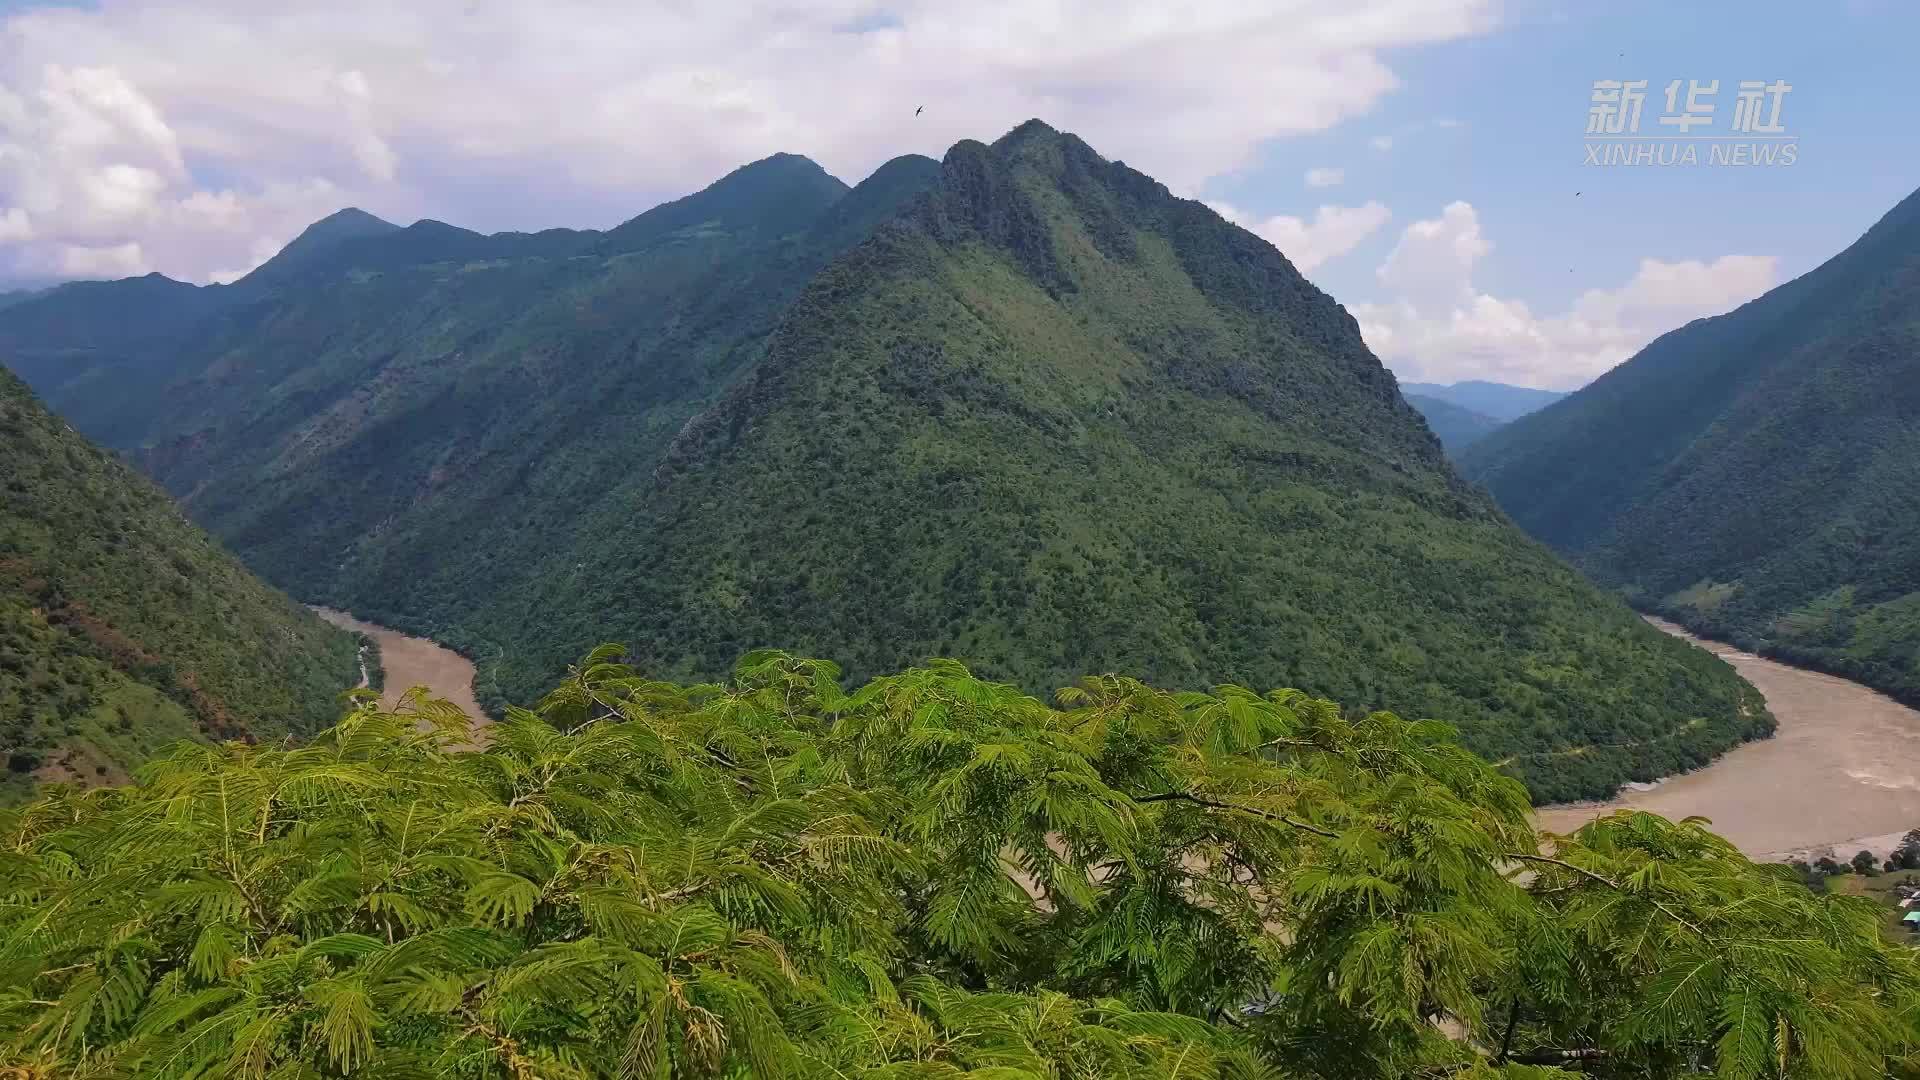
[1494,999,1520,1063]
[1509,1047,1608,1065]
[1135,791,1339,838]
[1506,852,1705,936]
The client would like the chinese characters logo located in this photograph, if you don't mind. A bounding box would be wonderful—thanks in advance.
[1586,80,1796,166]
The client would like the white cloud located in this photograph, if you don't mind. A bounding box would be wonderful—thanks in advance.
[0,208,31,242]
[0,0,1500,285]
[1352,202,1777,389]
[1304,166,1344,188]
[1369,134,1394,151]
[1211,199,1390,272]
[57,240,146,277]
[76,163,168,219]
[1374,199,1486,306]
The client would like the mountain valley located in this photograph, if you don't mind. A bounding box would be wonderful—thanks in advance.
[0,122,1772,802]
[1463,186,1920,711]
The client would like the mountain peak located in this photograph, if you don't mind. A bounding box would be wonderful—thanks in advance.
[864,153,941,181]
[311,206,396,233]
[242,207,401,285]
[714,153,847,201]
[602,152,849,252]
[289,207,400,249]
[803,154,942,251]
[995,118,1061,146]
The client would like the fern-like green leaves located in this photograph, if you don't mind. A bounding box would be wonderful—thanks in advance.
[0,650,1913,1077]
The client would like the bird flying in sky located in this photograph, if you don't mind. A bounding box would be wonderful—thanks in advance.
[914,105,924,117]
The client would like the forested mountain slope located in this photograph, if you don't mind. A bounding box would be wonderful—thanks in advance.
[0,370,357,799]
[471,121,1759,802]
[1461,186,1920,705]
[2,126,1767,801]
[0,151,941,655]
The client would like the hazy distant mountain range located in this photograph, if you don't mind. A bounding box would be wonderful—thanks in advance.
[1400,380,1567,453]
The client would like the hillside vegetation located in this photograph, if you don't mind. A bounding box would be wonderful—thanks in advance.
[0,649,1909,1078]
[482,122,1767,802]
[0,124,1768,802]
[0,370,358,800]
[1461,186,1920,706]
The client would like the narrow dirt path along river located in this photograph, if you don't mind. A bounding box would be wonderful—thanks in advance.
[311,608,488,730]
[1536,617,1920,862]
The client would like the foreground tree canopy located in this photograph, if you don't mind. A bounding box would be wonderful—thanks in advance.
[0,649,1913,1078]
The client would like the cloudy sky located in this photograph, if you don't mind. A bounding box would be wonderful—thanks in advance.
[1,0,1914,388]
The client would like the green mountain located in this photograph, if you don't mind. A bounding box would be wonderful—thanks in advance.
[0,151,943,670]
[1460,186,1920,705]
[0,369,358,798]
[240,207,401,284]
[1404,392,1504,452]
[1,125,1769,801]
[1401,380,1567,422]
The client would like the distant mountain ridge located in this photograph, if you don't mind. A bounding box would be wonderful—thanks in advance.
[0,126,1767,801]
[1403,393,1504,452]
[1461,184,1920,707]
[1400,380,1568,422]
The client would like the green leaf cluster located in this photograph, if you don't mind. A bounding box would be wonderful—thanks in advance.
[0,649,1909,1078]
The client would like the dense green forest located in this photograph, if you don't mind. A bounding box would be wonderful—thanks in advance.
[1461,185,1920,708]
[0,123,1769,802]
[1404,393,1505,452]
[0,649,1910,1077]
[468,122,1766,802]
[0,370,358,800]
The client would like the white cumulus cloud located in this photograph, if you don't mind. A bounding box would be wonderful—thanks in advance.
[1211,200,1391,272]
[1304,166,1344,188]
[0,0,1500,286]
[1352,201,1778,388]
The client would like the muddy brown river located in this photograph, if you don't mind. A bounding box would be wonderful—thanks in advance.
[1536,617,1920,862]
[311,608,488,730]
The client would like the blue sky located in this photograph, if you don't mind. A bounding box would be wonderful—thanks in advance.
[0,0,1913,388]
[1224,0,1918,329]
